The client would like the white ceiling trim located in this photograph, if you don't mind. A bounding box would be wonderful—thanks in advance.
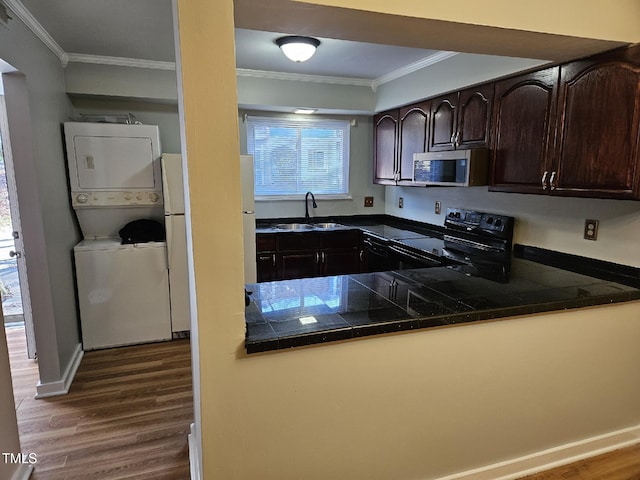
[4,0,68,65]
[66,53,177,71]
[371,51,459,91]
[236,68,374,88]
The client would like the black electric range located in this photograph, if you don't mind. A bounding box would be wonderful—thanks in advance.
[441,208,515,283]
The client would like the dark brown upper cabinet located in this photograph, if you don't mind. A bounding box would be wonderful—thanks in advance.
[490,45,640,199]
[397,101,430,185]
[373,110,399,185]
[553,48,640,199]
[429,84,493,151]
[489,67,560,194]
[374,102,430,186]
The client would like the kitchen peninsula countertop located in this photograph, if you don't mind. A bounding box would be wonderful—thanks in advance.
[246,216,640,354]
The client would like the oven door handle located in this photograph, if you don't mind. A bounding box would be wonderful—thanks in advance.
[388,245,441,266]
[443,235,505,253]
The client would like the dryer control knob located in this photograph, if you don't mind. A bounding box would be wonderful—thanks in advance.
[76,193,88,204]
[149,192,159,203]
[124,193,132,201]
[136,193,143,201]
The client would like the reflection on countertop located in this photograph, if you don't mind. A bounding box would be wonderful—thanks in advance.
[245,256,640,353]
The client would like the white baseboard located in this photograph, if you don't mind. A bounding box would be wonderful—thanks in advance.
[34,343,83,399]
[10,464,33,480]
[188,423,201,480]
[436,424,640,480]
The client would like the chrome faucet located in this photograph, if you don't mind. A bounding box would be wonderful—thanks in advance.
[304,191,317,220]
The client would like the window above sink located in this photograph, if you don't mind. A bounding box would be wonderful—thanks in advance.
[246,115,351,198]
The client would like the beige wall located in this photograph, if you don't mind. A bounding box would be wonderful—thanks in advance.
[177,1,640,478]
[293,0,640,43]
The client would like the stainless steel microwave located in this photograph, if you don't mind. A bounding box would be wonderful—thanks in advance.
[412,149,489,186]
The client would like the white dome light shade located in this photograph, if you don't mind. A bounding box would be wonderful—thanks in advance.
[275,36,321,62]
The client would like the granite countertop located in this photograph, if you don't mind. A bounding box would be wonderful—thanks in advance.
[246,216,640,354]
[245,256,640,354]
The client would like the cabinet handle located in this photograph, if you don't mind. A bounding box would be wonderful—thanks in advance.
[541,170,548,190]
[321,251,325,263]
[549,171,557,190]
[454,131,460,148]
[359,250,364,261]
[450,133,455,145]
[272,253,276,267]
[315,252,320,264]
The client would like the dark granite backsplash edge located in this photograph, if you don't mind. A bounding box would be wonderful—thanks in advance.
[514,244,640,288]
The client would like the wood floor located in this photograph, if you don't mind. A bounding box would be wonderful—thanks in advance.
[519,444,640,480]
[6,326,193,480]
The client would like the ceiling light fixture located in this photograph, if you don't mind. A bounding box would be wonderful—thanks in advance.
[275,36,320,63]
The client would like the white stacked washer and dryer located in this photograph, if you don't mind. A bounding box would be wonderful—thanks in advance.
[64,121,186,350]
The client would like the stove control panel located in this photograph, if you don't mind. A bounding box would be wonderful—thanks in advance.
[445,208,514,239]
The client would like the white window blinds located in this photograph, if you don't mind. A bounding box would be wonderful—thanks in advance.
[246,115,350,196]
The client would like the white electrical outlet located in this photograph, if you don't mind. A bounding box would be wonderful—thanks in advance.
[584,219,599,240]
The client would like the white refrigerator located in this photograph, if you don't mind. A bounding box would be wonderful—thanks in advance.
[241,155,257,283]
[161,154,191,333]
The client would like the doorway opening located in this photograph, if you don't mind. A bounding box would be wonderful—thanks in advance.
[0,132,23,326]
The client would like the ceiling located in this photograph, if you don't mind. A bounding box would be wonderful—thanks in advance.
[15,0,471,82]
[12,0,629,88]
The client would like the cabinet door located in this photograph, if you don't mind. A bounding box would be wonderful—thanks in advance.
[554,51,640,198]
[321,249,361,276]
[489,67,559,194]
[256,252,277,282]
[397,101,430,184]
[278,251,319,280]
[373,110,399,184]
[457,84,493,149]
[429,93,458,151]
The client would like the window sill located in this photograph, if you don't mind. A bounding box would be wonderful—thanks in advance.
[255,194,353,201]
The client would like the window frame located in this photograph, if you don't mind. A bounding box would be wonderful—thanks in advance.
[246,114,351,200]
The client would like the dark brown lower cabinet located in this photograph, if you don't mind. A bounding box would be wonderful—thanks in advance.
[256,252,278,282]
[256,229,362,282]
[321,248,361,276]
[278,251,319,280]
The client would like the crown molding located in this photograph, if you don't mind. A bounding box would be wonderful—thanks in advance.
[3,0,68,65]
[372,51,459,90]
[236,68,373,88]
[66,53,176,71]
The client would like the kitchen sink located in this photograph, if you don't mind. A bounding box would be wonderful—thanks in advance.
[275,223,314,231]
[313,222,343,229]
